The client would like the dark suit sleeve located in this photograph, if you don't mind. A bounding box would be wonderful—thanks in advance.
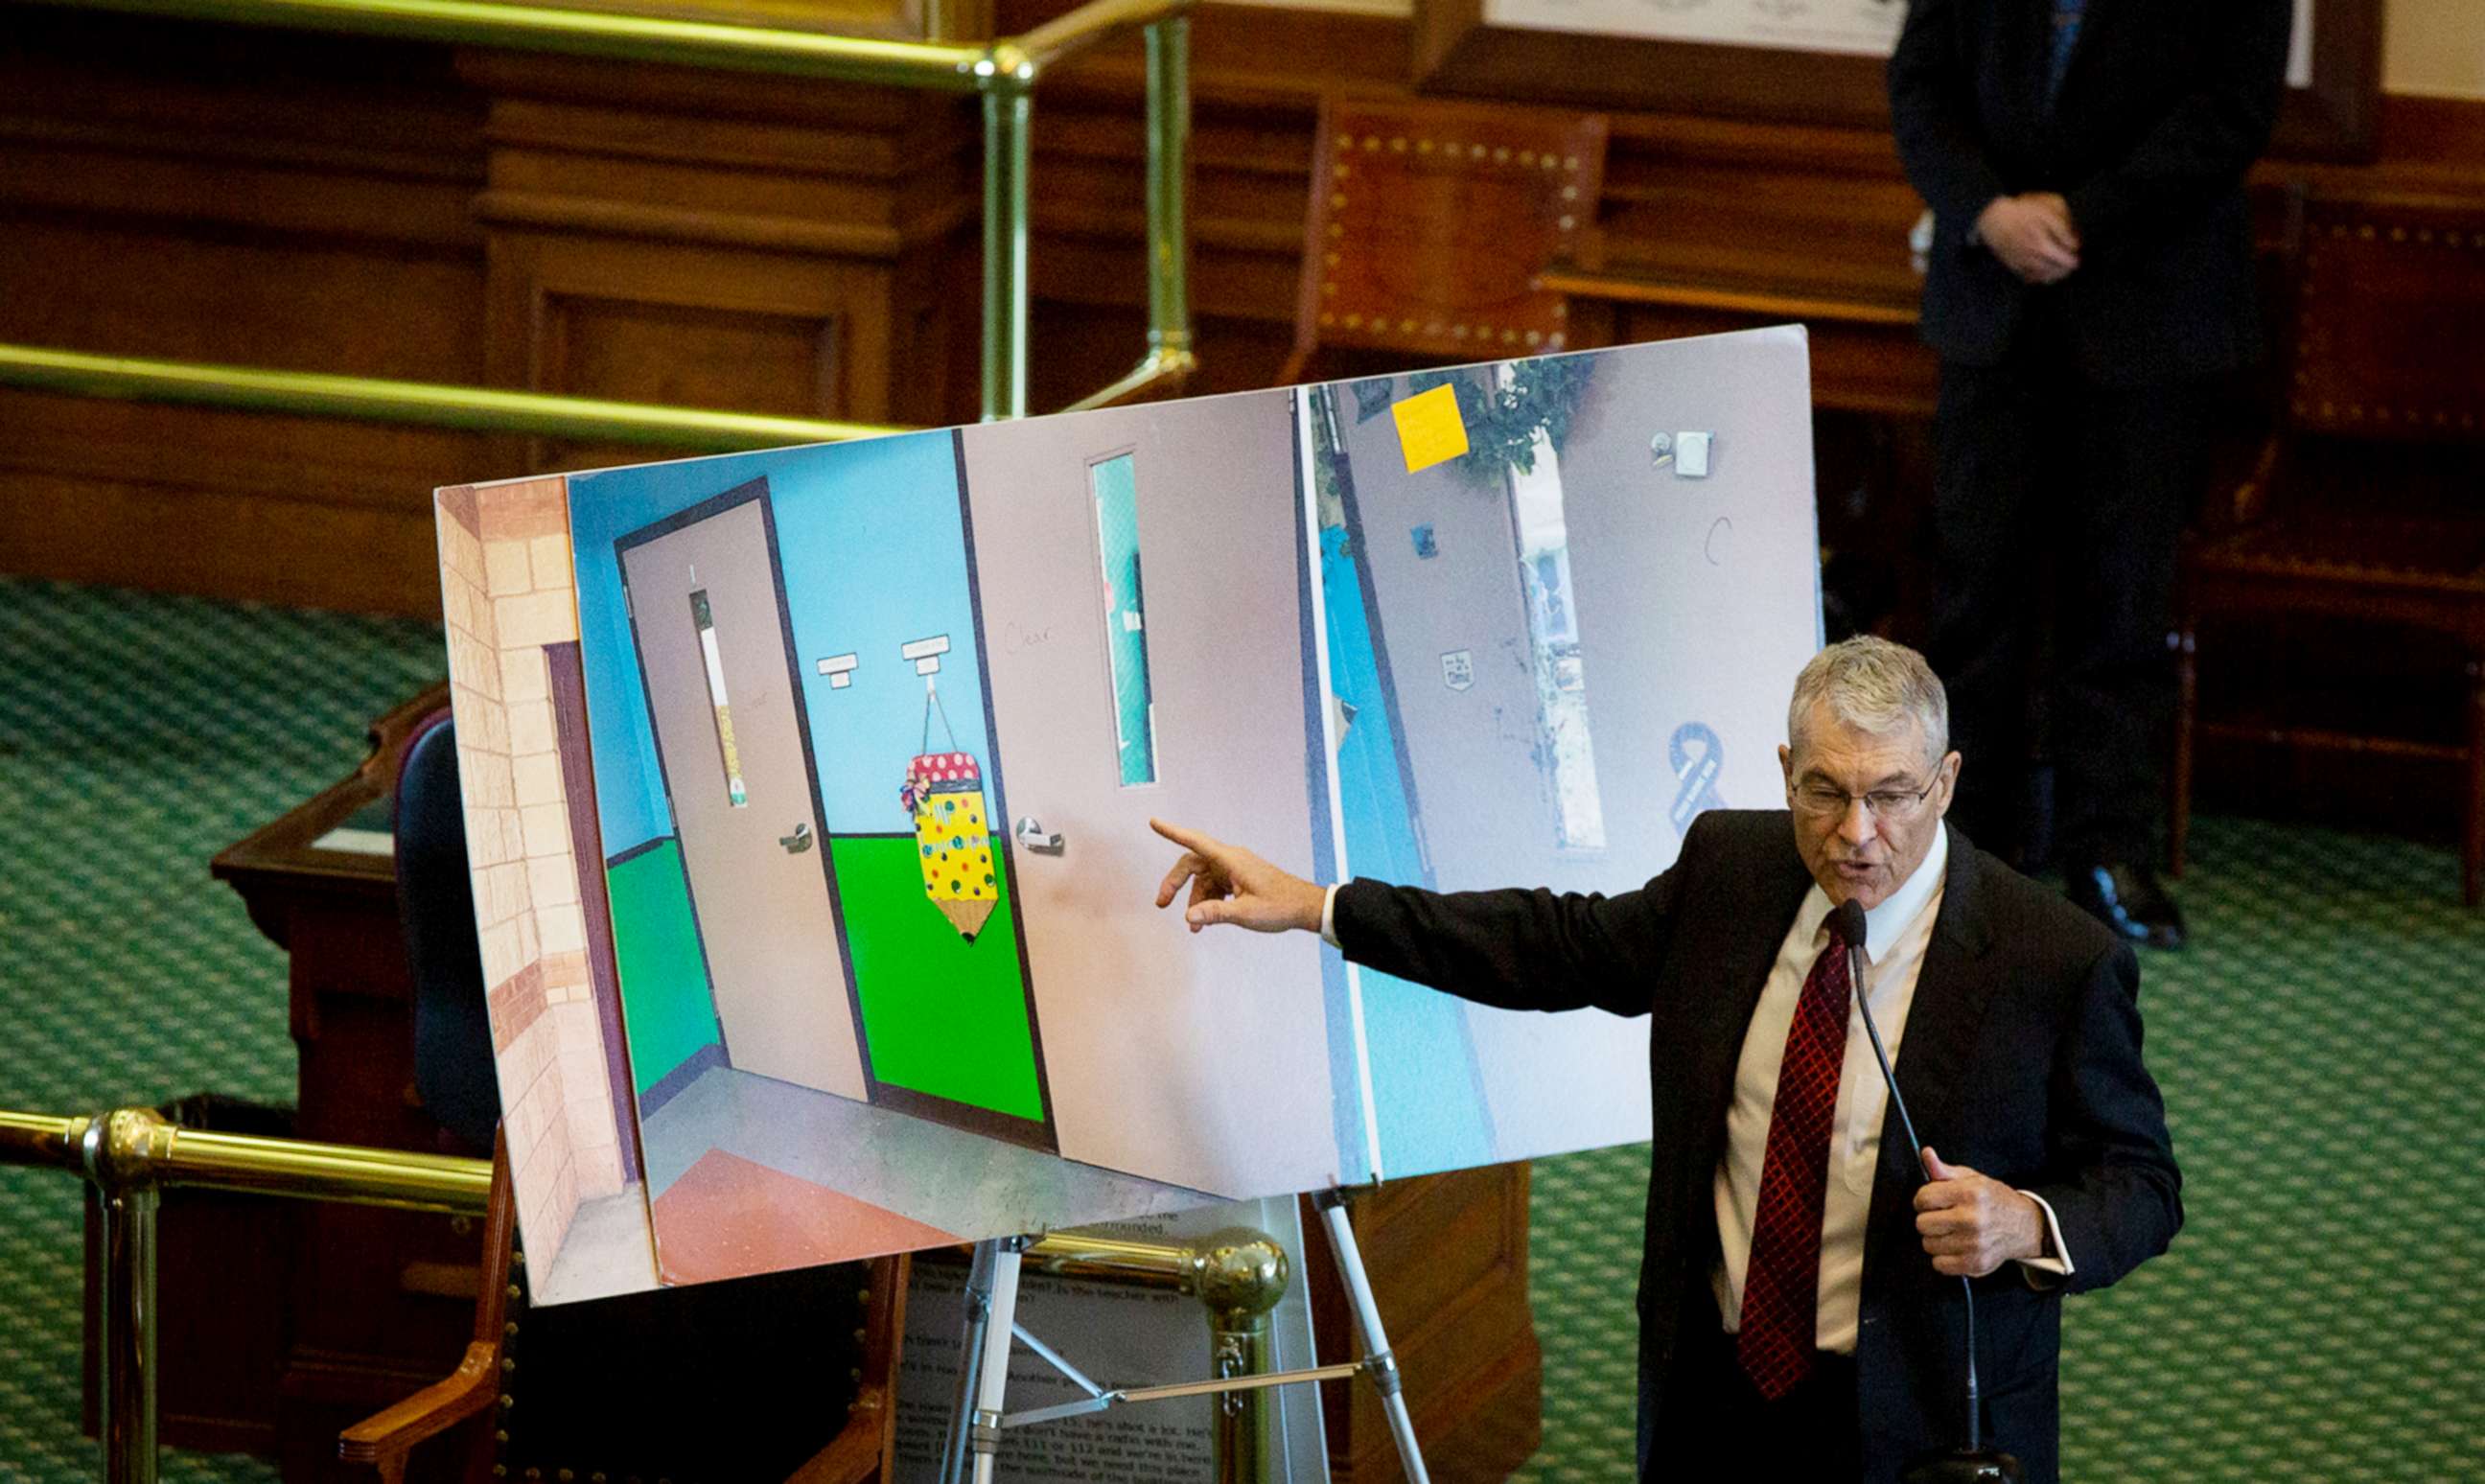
[2061,0,2290,259]
[2029,940,2184,1293]
[1330,855,1684,1022]
[1889,0,2009,230]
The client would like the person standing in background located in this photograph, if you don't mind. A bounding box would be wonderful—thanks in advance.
[1889,0,2293,949]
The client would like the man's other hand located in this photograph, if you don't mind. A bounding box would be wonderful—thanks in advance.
[1975,193,2081,284]
[1150,819,1328,935]
[1914,1147,2045,1277]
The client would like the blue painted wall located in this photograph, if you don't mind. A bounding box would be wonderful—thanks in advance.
[776,435,993,836]
[1321,522,1498,1180]
[569,430,996,855]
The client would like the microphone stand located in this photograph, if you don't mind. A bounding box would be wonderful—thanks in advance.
[1843,920,2022,1484]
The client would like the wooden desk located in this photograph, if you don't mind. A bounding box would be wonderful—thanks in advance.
[208,683,489,1484]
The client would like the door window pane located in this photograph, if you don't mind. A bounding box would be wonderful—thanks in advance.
[689,590,749,808]
[1090,453,1158,785]
[1506,429,1605,850]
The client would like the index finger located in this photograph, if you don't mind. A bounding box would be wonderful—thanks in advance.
[1914,1180,1962,1212]
[1150,817,1218,856]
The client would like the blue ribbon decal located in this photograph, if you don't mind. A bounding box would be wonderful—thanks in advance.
[1668,721,1726,834]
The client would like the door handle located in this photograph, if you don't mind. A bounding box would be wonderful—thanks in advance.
[779,822,813,854]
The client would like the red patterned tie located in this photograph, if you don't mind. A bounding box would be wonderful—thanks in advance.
[1736,917,1854,1401]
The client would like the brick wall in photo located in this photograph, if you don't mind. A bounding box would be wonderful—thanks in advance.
[437,477,626,1265]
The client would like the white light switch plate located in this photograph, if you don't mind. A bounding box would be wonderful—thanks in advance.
[1676,431,1712,478]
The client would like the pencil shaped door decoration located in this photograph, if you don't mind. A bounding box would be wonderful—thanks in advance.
[906,745,997,940]
[899,635,999,942]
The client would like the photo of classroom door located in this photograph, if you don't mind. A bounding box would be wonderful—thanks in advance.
[959,402,1349,1203]
[618,482,869,1101]
[601,448,1058,1159]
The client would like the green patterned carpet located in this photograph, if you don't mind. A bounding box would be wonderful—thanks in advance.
[3,574,2479,1481]
[0,578,445,1484]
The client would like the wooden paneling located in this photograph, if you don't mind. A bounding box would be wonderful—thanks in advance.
[461,54,980,479]
[0,14,499,614]
[4,2,2480,620]
[0,12,980,616]
[1406,0,2387,159]
[1303,1167,1543,1484]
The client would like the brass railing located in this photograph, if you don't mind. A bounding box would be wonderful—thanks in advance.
[0,345,912,452]
[0,1105,1289,1484]
[3,0,1197,429]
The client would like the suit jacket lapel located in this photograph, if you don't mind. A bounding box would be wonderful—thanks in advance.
[1862,823,2002,1285]
[1693,836,1816,1178]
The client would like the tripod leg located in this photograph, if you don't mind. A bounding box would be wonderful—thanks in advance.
[941,1241,999,1484]
[968,1241,1027,1484]
[1314,1192,1430,1484]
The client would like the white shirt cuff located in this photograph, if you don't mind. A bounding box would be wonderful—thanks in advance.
[1319,883,1341,947]
[2014,1189,2076,1282]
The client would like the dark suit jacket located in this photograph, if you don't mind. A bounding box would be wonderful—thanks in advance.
[1889,0,2292,385]
[1333,810,2181,1484]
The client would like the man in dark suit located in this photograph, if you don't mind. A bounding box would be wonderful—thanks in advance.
[1890,0,2294,948]
[1152,637,2180,1482]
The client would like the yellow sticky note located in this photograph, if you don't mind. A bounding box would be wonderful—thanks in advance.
[1391,383,1470,474]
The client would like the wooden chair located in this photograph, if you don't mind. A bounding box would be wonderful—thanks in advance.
[350,716,908,1482]
[340,1129,909,1484]
[1280,95,1608,385]
[2172,193,2485,904]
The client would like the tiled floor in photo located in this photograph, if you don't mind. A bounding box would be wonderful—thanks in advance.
[637,1064,1216,1285]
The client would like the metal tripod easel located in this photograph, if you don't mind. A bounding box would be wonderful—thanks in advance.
[938,1187,1430,1484]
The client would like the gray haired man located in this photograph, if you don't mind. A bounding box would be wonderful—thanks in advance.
[1153,636,2179,1482]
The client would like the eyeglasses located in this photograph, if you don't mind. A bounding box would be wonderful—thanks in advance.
[1790,777,1939,823]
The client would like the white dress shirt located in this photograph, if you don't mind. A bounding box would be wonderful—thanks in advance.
[1708,827,2071,1354]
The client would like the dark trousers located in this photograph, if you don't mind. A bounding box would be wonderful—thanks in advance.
[1645,1312,1861,1481]
[1925,303,2207,867]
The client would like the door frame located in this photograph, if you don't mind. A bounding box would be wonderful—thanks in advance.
[615,475,879,1108]
[891,429,1058,1150]
[545,638,645,1184]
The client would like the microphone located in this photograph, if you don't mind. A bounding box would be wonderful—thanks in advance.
[1828,898,2023,1484]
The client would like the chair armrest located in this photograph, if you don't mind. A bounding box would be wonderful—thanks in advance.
[782,1385,893,1484]
[2227,434,2285,526]
[337,1340,500,1468]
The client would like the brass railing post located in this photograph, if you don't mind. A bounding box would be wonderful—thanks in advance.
[95,1184,159,1484]
[1194,1229,1286,1484]
[1057,10,1196,414]
[5,1104,494,1484]
[1142,13,1192,367]
[81,1109,175,1484]
[981,71,1034,422]
[1024,1226,1289,1484]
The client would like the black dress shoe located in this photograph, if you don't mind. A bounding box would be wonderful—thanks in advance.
[2065,861,2187,950]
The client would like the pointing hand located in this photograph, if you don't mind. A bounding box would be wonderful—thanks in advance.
[1150,819,1328,936]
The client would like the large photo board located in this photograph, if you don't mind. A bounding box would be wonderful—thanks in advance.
[430,327,1821,1303]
